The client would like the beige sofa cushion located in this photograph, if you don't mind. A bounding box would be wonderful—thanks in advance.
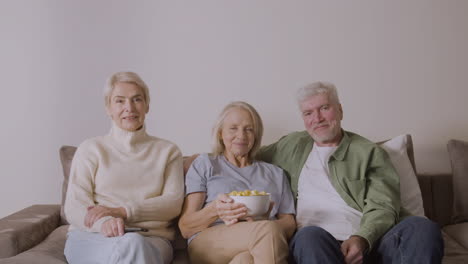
[0,205,62,259]
[447,139,468,223]
[442,229,468,263]
[0,225,69,264]
[444,223,468,250]
[59,146,77,225]
[379,134,425,216]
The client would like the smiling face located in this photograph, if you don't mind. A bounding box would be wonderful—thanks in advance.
[221,108,256,159]
[106,82,149,132]
[300,93,343,146]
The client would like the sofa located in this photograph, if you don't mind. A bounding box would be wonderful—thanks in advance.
[1,137,467,264]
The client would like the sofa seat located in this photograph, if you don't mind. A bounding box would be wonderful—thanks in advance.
[443,229,468,264]
[1,208,467,264]
[2,173,468,263]
[0,225,68,264]
[0,139,467,263]
[0,224,189,264]
[444,223,468,251]
[0,205,190,264]
[443,222,468,264]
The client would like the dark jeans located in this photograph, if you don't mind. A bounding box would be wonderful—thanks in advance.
[289,216,444,264]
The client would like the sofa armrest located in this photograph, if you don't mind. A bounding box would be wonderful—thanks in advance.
[0,204,61,258]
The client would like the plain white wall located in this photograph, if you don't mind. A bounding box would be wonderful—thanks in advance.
[1,0,467,218]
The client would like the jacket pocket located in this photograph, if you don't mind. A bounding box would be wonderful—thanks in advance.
[343,179,367,209]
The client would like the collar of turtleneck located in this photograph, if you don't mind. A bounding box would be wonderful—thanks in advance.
[109,122,149,152]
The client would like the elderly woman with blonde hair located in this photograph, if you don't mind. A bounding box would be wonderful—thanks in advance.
[179,101,296,264]
[64,72,184,264]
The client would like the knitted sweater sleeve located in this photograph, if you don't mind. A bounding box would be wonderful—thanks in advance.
[64,142,111,232]
[122,146,185,222]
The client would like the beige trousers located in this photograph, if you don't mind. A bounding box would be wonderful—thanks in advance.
[188,220,288,264]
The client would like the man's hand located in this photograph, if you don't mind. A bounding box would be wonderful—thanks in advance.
[101,218,125,237]
[341,235,368,264]
[84,205,127,228]
[214,194,248,226]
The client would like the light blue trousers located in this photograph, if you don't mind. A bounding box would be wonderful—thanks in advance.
[64,230,173,264]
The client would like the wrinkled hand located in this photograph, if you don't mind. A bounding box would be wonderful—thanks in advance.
[85,205,126,228]
[101,218,125,237]
[214,194,247,226]
[341,235,368,264]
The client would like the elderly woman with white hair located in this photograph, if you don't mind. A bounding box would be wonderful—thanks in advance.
[178,101,296,264]
[64,72,184,264]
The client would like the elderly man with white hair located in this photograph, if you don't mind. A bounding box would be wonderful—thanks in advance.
[256,82,444,264]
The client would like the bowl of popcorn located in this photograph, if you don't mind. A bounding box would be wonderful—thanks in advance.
[228,190,271,217]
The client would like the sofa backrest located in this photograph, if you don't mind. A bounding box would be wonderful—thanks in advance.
[59,138,455,228]
[447,139,468,224]
[59,145,77,225]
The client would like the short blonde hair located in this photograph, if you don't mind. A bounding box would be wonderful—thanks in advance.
[104,71,150,107]
[211,101,264,161]
[296,81,340,106]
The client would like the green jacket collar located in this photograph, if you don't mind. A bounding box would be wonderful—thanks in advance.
[331,130,351,161]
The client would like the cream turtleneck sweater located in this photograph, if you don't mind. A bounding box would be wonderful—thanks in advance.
[64,123,184,240]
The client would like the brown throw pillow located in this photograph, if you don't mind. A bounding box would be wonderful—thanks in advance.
[59,145,77,225]
[447,139,468,224]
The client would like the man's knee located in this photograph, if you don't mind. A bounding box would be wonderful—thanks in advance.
[293,226,333,246]
[403,216,442,239]
[389,216,443,255]
[290,226,343,264]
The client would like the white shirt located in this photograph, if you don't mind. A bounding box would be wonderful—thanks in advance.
[296,143,363,241]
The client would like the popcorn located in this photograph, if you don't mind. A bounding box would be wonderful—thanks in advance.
[228,190,268,196]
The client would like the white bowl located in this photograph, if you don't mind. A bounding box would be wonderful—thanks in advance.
[230,193,270,217]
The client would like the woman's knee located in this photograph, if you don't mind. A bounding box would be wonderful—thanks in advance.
[111,233,165,263]
[121,233,146,245]
[115,233,149,255]
[254,221,287,242]
[249,221,289,263]
[230,251,254,264]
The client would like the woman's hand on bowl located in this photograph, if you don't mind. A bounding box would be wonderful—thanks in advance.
[214,193,248,226]
[243,201,274,222]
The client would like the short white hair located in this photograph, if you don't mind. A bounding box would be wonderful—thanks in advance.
[296,81,340,106]
[104,72,150,108]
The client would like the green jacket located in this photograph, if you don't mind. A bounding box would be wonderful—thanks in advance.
[257,130,409,249]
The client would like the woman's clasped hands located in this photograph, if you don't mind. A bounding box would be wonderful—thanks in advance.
[84,205,127,237]
[213,193,273,226]
[214,193,248,226]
